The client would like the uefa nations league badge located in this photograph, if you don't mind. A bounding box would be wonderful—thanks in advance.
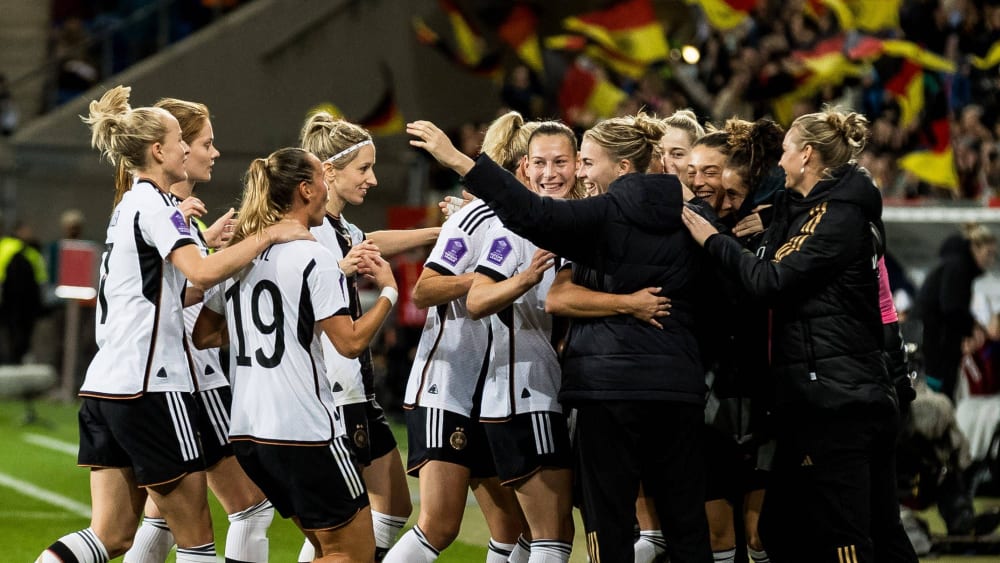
[441,238,467,266]
[487,237,512,266]
[170,210,191,236]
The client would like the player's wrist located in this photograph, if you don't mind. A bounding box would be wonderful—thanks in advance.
[379,286,398,307]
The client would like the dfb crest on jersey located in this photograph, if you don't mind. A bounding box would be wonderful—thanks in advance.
[441,238,467,266]
[353,427,369,450]
[450,427,468,450]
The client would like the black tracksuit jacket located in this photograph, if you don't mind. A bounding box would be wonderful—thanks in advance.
[703,163,896,413]
[462,155,706,406]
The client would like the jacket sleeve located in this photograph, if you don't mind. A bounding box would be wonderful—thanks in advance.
[938,263,976,336]
[704,200,869,303]
[462,154,608,264]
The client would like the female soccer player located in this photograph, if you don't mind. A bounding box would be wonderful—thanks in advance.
[36,85,310,563]
[464,119,583,563]
[659,109,704,184]
[124,98,274,563]
[383,112,541,563]
[195,147,398,561]
[297,112,440,560]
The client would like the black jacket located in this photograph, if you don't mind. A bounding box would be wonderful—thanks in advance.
[912,236,981,392]
[704,164,895,413]
[462,155,705,405]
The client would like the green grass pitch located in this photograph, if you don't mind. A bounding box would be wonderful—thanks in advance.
[1,398,997,562]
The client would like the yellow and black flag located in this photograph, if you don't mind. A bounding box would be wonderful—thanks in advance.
[412,0,502,78]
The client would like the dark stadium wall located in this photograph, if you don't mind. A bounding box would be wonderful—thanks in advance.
[7,0,499,244]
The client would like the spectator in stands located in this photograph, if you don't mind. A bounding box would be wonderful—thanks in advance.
[913,223,998,401]
[52,17,98,105]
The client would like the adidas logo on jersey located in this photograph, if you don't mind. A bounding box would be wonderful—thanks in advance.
[205,366,215,375]
[155,368,167,379]
[428,384,439,394]
[332,382,344,392]
[521,388,531,398]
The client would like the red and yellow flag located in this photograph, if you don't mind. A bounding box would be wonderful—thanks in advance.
[558,61,628,123]
[563,0,669,66]
[687,0,756,30]
[898,74,956,191]
[497,4,543,73]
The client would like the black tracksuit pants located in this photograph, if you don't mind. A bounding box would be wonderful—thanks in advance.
[759,406,918,563]
[574,400,712,563]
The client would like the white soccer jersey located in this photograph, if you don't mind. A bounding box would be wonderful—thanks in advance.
[80,180,197,398]
[205,240,349,444]
[312,214,367,407]
[473,225,562,419]
[404,200,496,416]
[174,206,227,391]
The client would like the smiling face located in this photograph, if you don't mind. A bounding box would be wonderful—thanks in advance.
[686,144,727,210]
[184,119,220,184]
[527,133,577,198]
[157,112,190,186]
[578,137,621,196]
[720,167,749,218]
[660,126,693,181]
[328,143,377,208]
[779,127,807,190]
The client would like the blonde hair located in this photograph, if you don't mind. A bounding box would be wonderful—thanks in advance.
[299,111,372,168]
[154,98,209,145]
[480,111,539,173]
[231,148,314,245]
[963,223,997,248]
[790,107,868,169]
[584,112,664,175]
[662,109,705,145]
[82,85,171,206]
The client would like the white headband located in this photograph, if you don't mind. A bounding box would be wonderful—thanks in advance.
[323,140,373,164]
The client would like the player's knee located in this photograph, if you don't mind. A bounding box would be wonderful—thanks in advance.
[419,520,461,549]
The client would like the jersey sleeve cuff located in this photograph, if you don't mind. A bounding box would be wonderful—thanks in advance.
[474,265,508,282]
[425,261,456,276]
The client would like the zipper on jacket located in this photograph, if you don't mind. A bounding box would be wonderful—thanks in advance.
[802,319,818,381]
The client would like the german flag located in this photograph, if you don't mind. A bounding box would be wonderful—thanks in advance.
[879,58,924,129]
[497,4,543,73]
[358,88,405,137]
[772,36,862,125]
[558,60,628,123]
[687,0,755,31]
[357,66,405,137]
[898,73,957,191]
[411,4,502,78]
[562,0,669,67]
[438,0,488,68]
[847,37,954,72]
